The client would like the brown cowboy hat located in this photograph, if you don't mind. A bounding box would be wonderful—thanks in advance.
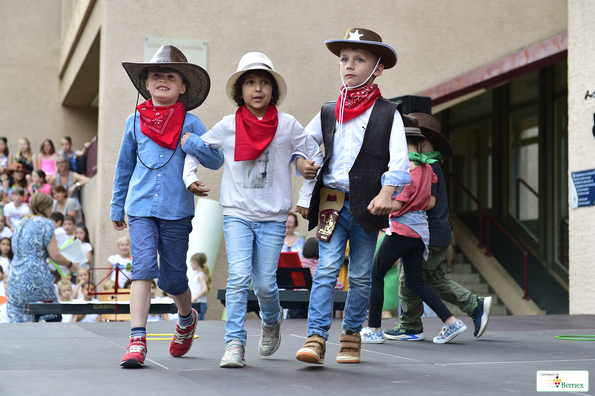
[409,112,454,159]
[122,45,210,111]
[6,163,29,177]
[402,114,425,138]
[325,28,397,69]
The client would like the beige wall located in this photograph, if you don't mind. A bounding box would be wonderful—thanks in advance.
[1,0,573,316]
[568,0,595,314]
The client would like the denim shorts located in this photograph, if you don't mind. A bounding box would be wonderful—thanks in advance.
[128,215,193,296]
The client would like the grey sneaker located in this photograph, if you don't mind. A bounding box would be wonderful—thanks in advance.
[220,339,245,368]
[258,306,283,356]
[433,319,467,344]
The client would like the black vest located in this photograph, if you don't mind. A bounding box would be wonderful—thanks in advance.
[308,97,398,234]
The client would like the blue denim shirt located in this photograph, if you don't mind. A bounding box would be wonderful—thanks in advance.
[111,113,224,221]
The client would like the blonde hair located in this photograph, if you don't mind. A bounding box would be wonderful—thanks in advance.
[76,266,90,280]
[57,279,73,300]
[103,280,116,291]
[25,193,54,219]
[117,236,131,246]
[190,253,211,294]
[16,138,33,161]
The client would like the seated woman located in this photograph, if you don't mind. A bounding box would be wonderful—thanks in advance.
[281,212,305,257]
[48,155,90,207]
[52,185,83,226]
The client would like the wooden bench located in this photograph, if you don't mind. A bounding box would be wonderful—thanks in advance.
[23,302,203,322]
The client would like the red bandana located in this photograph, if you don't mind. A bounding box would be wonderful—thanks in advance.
[335,83,381,124]
[136,100,185,149]
[234,105,279,161]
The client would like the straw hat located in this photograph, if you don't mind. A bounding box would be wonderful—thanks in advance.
[409,112,454,159]
[6,163,29,177]
[122,45,210,111]
[325,28,397,69]
[225,52,287,107]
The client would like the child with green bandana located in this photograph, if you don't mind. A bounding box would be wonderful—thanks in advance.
[383,112,492,344]
[362,114,468,345]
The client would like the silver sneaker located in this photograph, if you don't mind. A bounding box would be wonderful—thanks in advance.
[258,306,283,356]
[220,339,245,368]
[433,319,467,344]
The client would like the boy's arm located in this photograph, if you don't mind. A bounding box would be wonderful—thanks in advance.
[369,110,411,215]
[180,121,224,171]
[295,113,324,218]
[182,155,210,197]
[110,116,137,225]
[426,195,436,211]
[289,117,323,179]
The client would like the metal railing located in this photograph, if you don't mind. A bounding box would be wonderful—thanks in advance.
[516,177,538,219]
[447,174,484,247]
[485,215,529,300]
[447,173,530,300]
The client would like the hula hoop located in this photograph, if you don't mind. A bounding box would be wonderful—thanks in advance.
[131,334,200,341]
[555,335,595,341]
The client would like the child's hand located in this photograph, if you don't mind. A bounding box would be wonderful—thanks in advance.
[296,205,309,220]
[112,220,127,230]
[181,132,192,148]
[296,157,320,180]
[188,181,210,197]
[367,186,396,215]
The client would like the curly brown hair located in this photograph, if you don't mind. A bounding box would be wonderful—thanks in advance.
[231,70,279,107]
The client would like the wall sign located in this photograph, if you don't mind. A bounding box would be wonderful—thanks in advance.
[571,169,595,208]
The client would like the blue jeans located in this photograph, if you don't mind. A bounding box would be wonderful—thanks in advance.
[197,302,208,320]
[223,216,286,345]
[307,200,378,340]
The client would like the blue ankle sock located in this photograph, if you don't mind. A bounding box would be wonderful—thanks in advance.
[131,327,146,338]
[178,311,195,327]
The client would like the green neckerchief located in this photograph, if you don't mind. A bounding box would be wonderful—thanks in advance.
[409,152,439,165]
[423,151,443,161]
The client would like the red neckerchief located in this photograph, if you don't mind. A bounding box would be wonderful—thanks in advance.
[335,83,381,123]
[234,105,279,161]
[136,100,185,149]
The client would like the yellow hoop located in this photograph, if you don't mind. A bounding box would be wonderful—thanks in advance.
[131,334,200,341]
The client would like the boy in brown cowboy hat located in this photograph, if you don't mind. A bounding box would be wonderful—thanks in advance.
[181,51,321,368]
[361,114,467,345]
[112,45,224,368]
[383,112,491,342]
[294,28,410,364]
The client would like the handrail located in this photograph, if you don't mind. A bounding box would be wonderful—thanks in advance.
[485,215,530,300]
[447,174,484,247]
[516,178,539,219]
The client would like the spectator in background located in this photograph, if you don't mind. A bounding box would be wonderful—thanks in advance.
[3,163,29,201]
[14,138,34,175]
[3,188,30,231]
[282,212,305,258]
[0,213,12,239]
[49,155,90,206]
[50,212,67,248]
[35,139,57,176]
[28,170,52,203]
[7,193,78,322]
[52,185,83,226]
[0,137,13,182]
[60,136,91,174]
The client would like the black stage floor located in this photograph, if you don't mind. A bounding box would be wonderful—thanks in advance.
[1,315,594,396]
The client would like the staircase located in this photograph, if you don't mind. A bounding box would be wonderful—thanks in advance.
[442,253,508,317]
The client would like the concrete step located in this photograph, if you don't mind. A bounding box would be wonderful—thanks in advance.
[445,272,481,284]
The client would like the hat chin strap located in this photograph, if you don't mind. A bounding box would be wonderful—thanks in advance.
[337,57,381,130]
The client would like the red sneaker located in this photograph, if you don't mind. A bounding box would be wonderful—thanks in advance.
[121,336,147,368]
[169,308,198,357]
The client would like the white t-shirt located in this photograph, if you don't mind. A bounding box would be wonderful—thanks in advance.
[3,202,30,228]
[78,242,93,268]
[54,227,67,248]
[74,298,100,322]
[189,270,207,303]
[0,226,12,239]
[183,111,322,223]
[147,296,164,322]
[0,256,10,274]
[108,254,132,288]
